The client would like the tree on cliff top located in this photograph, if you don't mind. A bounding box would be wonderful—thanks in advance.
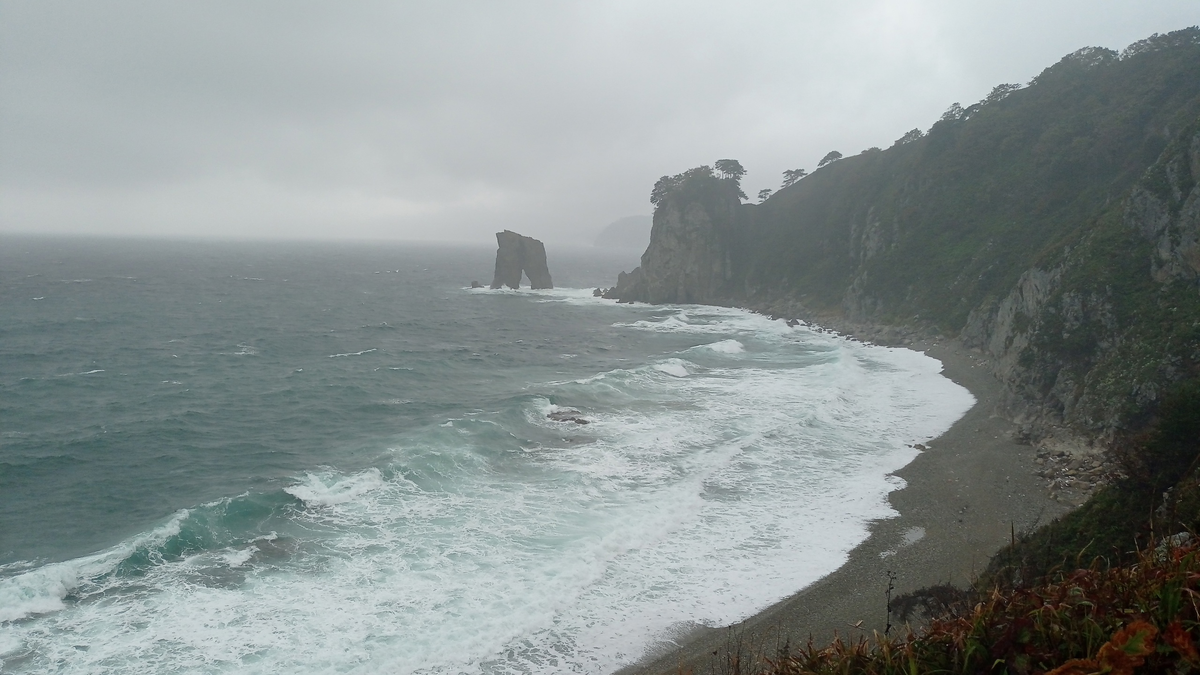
[893,128,925,146]
[650,165,716,207]
[649,160,755,210]
[649,174,677,207]
[714,159,745,181]
[781,168,808,189]
[817,151,843,167]
[714,159,748,201]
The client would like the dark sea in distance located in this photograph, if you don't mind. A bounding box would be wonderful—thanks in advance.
[0,236,972,674]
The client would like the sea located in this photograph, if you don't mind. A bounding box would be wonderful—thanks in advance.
[0,236,974,674]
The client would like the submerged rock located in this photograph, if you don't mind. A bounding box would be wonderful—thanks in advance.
[490,230,553,290]
[548,409,589,425]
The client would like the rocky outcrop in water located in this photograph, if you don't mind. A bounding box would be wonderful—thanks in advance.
[548,409,589,425]
[490,230,553,290]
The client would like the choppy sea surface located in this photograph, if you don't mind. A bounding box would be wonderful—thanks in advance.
[0,237,973,674]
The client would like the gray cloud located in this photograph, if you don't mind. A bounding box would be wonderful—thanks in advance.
[2,0,1197,245]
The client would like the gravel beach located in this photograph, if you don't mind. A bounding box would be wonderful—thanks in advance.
[619,337,1069,674]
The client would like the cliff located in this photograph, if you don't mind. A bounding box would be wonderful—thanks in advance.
[607,173,741,303]
[491,230,553,290]
[608,28,1200,445]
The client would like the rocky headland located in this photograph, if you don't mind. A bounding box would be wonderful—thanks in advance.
[608,32,1200,474]
[612,29,1200,674]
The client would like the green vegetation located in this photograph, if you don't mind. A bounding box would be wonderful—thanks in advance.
[629,30,1200,674]
[817,151,843,167]
[650,164,746,208]
[781,169,808,189]
[632,28,1200,440]
[738,31,1200,333]
[757,545,1200,674]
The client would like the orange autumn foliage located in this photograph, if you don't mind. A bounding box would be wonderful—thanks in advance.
[763,542,1200,675]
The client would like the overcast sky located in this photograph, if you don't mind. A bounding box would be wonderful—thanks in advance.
[1,1,1196,246]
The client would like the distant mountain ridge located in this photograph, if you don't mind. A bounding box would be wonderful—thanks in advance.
[592,215,652,250]
[608,28,1200,445]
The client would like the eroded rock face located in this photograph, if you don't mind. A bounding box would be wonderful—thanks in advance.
[605,179,740,303]
[490,230,553,290]
[1127,127,1200,284]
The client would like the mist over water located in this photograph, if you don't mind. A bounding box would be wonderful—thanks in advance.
[0,237,972,673]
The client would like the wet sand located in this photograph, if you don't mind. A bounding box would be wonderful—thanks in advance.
[618,337,1068,674]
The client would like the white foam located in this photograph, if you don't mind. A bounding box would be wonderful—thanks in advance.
[0,511,188,623]
[477,286,616,307]
[3,305,974,675]
[0,632,22,656]
[653,359,690,378]
[219,537,275,568]
[328,348,377,358]
[704,339,745,354]
[284,468,385,506]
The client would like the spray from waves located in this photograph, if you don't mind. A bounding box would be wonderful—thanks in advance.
[0,513,189,623]
[652,359,690,378]
[1,305,974,675]
[472,286,610,307]
[700,339,744,354]
[284,468,385,506]
[0,489,303,626]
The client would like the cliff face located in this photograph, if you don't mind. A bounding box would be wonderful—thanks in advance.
[609,30,1200,443]
[1134,126,1200,285]
[608,176,740,303]
[958,118,1200,441]
[491,230,553,290]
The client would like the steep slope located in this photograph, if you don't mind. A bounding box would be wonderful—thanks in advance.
[608,29,1200,442]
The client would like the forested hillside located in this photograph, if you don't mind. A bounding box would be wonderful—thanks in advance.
[609,28,1200,443]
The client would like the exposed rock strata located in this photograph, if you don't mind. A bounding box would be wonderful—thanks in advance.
[490,230,553,290]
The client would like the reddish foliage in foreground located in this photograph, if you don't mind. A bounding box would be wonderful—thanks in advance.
[762,542,1200,674]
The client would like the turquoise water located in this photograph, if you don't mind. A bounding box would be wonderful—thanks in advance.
[0,237,972,673]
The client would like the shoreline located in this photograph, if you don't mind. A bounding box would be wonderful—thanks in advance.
[617,334,1069,674]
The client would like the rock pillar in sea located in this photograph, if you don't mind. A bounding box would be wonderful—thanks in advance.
[490,230,554,289]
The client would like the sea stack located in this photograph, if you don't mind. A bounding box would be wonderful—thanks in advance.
[490,230,553,290]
